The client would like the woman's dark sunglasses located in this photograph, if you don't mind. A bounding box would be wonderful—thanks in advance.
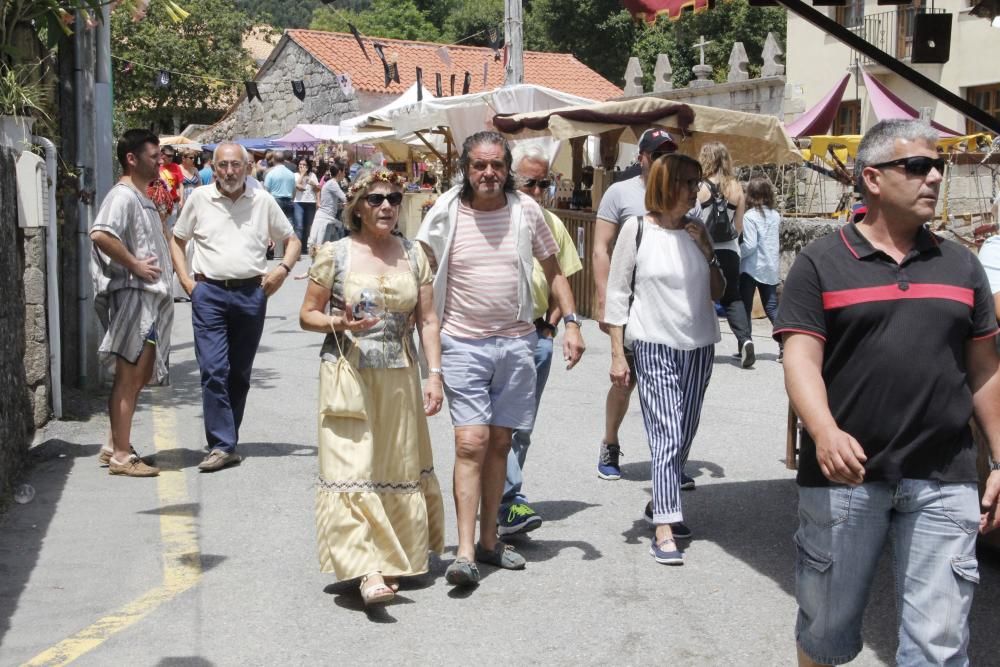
[523,178,552,190]
[365,192,403,207]
[871,156,945,176]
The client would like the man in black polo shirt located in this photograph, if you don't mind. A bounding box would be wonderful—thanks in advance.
[776,119,1000,667]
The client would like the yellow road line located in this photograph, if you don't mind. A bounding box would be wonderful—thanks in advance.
[22,401,201,667]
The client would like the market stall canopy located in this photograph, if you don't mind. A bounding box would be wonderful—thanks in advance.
[493,97,802,165]
[389,84,596,146]
[803,132,995,163]
[785,74,851,138]
[340,83,437,132]
[202,138,286,152]
[861,69,961,137]
[158,135,200,146]
[275,124,344,146]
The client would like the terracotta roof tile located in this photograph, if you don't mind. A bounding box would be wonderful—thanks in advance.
[286,29,622,101]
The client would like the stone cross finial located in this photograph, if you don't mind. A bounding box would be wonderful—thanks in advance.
[623,57,644,96]
[693,35,713,66]
[727,42,749,82]
[762,32,785,77]
[653,54,673,92]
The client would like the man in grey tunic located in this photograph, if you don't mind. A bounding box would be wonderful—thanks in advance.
[90,129,174,477]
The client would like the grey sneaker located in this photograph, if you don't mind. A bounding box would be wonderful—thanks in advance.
[198,449,242,472]
[740,339,756,369]
[475,541,526,570]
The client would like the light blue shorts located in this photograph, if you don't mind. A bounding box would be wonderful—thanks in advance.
[439,331,538,430]
[795,480,979,666]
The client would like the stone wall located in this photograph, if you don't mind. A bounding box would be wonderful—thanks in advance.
[780,217,841,280]
[200,39,360,142]
[23,227,50,427]
[0,147,36,502]
[622,76,789,118]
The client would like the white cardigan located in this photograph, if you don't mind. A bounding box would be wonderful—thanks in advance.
[415,185,539,324]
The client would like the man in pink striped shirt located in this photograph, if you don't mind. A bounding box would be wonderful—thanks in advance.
[417,131,585,587]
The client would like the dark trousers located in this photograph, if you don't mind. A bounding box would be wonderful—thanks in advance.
[739,273,778,325]
[191,282,267,452]
[293,201,316,247]
[274,196,294,226]
[714,248,751,348]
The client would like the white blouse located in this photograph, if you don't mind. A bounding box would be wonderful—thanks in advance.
[604,215,721,351]
[293,172,319,203]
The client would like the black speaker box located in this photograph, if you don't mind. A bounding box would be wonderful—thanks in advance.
[911,13,952,64]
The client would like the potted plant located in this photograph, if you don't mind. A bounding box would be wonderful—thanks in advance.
[0,64,46,152]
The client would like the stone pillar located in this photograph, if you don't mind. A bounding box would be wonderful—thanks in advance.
[623,57,644,96]
[727,42,750,82]
[762,32,785,77]
[653,54,673,92]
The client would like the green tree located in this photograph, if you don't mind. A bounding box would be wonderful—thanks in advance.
[311,0,442,42]
[441,0,503,47]
[525,0,638,83]
[634,0,786,90]
[112,0,257,133]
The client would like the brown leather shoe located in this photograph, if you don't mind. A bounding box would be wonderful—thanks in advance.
[198,449,242,472]
[99,445,140,466]
[109,455,160,477]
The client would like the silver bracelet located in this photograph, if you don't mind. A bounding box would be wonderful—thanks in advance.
[428,367,443,375]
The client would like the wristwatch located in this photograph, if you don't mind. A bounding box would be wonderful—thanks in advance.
[991,457,1000,471]
[707,256,721,269]
[563,313,582,327]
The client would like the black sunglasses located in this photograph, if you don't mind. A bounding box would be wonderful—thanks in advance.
[523,178,552,190]
[365,192,403,207]
[871,156,945,176]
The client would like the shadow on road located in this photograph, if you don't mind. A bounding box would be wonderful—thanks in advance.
[526,500,599,522]
[618,458,726,484]
[0,439,98,649]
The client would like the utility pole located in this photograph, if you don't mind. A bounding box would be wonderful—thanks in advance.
[503,0,523,87]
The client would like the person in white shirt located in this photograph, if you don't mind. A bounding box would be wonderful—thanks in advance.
[170,142,301,472]
[605,154,723,566]
[293,158,321,248]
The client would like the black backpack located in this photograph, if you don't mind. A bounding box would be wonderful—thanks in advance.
[705,180,738,243]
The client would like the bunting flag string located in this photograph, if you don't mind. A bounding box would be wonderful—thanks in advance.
[291,80,306,100]
[245,81,261,102]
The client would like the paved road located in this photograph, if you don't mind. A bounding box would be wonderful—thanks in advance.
[2,263,998,666]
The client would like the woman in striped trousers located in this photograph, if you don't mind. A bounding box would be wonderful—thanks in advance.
[604,154,725,565]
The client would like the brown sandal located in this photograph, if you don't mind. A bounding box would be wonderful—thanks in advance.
[360,573,394,606]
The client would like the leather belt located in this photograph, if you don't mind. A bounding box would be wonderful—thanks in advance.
[194,274,262,289]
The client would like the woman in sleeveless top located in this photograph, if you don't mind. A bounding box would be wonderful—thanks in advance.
[299,169,445,607]
[179,151,201,205]
[698,142,753,368]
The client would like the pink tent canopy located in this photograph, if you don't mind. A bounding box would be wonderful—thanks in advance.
[785,74,851,138]
[861,70,960,137]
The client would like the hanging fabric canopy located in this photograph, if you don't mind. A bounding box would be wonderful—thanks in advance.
[861,69,961,137]
[785,74,851,138]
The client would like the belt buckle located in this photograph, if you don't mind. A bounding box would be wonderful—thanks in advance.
[223,278,234,288]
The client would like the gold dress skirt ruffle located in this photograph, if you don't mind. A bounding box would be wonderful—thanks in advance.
[315,364,445,580]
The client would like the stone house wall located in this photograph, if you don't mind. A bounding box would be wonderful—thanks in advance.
[200,39,360,142]
[622,76,789,118]
[0,147,39,502]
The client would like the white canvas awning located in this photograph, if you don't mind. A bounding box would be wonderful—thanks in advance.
[493,97,802,166]
[388,84,597,146]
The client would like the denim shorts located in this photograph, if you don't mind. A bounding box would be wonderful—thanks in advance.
[795,480,979,666]
[440,331,538,430]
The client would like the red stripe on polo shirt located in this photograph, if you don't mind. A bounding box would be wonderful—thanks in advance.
[839,227,861,259]
[973,329,1000,341]
[822,283,974,310]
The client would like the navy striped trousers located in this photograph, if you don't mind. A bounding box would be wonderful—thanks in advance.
[633,341,714,524]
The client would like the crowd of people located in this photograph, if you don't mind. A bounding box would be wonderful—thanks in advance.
[89,119,1000,666]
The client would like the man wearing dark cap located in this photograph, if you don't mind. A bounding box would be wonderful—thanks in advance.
[592,129,700,491]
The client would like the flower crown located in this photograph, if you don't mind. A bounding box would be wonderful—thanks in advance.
[347,169,403,200]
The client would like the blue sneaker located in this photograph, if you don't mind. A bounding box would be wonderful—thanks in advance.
[498,502,542,536]
[597,442,622,480]
[650,537,684,565]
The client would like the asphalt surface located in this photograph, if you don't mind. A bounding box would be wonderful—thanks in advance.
[2,261,998,666]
